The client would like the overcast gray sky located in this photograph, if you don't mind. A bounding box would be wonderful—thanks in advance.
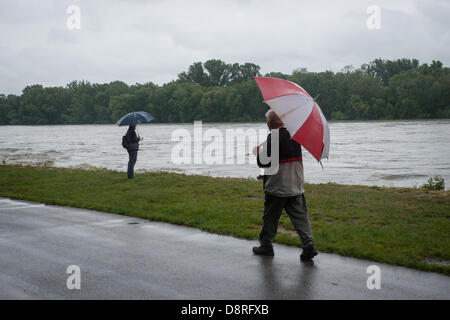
[1,0,449,94]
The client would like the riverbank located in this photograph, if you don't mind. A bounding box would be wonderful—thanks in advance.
[0,164,449,275]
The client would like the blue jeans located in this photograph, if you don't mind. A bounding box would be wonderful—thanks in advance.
[127,150,138,178]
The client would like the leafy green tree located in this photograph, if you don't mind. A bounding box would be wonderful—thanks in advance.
[179,62,209,86]
[204,59,230,87]
[361,58,419,86]
[0,94,7,125]
[264,72,289,80]
[1,58,449,125]
[109,94,139,122]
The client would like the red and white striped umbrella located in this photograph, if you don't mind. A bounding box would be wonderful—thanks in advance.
[254,76,330,162]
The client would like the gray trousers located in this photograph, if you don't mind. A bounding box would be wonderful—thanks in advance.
[127,150,138,178]
[259,193,313,248]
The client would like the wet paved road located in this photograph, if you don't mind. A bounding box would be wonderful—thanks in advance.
[0,198,449,300]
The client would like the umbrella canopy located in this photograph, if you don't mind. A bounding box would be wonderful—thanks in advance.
[116,111,154,126]
[254,77,330,162]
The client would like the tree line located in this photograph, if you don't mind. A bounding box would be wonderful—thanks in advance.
[1,58,449,125]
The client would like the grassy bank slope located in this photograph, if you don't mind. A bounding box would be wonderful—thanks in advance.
[0,165,449,274]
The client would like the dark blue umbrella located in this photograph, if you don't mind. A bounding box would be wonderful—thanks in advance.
[116,111,154,126]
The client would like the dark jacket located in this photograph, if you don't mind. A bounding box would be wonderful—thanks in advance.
[126,127,140,151]
[257,127,302,168]
[257,127,304,195]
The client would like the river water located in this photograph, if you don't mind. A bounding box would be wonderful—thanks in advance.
[1,120,449,189]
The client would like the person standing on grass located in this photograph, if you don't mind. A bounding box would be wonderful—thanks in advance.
[126,125,142,179]
[252,110,318,261]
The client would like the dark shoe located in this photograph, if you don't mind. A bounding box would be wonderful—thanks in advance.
[300,243,318,261]
[252,245,274,256]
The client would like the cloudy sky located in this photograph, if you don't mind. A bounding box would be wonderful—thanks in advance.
[1,0,449,94]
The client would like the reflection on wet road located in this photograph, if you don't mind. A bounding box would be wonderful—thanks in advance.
[1,198,449,299]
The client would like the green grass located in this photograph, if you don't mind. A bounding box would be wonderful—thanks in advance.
[1,164,449,275]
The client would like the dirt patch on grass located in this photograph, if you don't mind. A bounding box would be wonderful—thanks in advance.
[246,195,263,200]
[248,224,297,237]
[277,225,298,237]
[425,257,450,267]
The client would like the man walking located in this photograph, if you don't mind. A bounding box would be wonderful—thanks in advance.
[253,110,318,261]
[126,125,142,179]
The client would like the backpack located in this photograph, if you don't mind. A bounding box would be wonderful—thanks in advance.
[122,135,129,149]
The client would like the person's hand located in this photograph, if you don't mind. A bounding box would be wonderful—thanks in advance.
[252,145,260,155]
[139,137,144,141]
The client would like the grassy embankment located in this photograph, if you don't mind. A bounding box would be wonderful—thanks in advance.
[0,164,449,275]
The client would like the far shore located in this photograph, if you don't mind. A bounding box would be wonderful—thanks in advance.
[1,118,449,127]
